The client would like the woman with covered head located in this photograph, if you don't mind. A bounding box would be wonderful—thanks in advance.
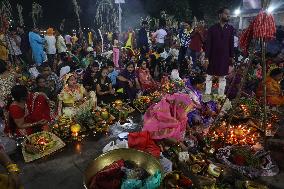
[137,59,157,92]
[257,68,284,106]
[6,85,51,136]
[58,73,96,117]
[117,62,141,101]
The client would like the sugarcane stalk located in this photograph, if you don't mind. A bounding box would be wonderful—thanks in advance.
[261,0,269,150]
[261,38,267,148]
[222,57,253,146]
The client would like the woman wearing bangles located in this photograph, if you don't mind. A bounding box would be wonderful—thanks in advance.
[58,73,90,117]
[5,85,51,137]
[0,145,22,189]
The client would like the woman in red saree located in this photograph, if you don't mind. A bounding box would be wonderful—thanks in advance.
[6,85,51,136]
[137,60,157,92]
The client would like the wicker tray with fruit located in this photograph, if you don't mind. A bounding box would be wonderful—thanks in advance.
[22,131,66,162]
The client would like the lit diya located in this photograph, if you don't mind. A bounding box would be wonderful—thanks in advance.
[71,124,81,138]
[25,132,54,154]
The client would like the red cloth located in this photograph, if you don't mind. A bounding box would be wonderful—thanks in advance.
[189,29,205,52]
[240,23,254,55]
[240,11,276,55]
[138,68,157,91]
[6,93,51,136]
[179,175,193,187]
[89,160,125,189]
[252,11,276,40]
[128,131,161,158]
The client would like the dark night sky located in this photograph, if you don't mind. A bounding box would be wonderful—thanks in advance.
[10,0,153,30]
[9,0,241,31]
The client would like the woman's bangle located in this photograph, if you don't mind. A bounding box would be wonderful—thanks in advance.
[6,163,20,174]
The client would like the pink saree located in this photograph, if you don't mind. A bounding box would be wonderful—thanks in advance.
[143,93,195,140]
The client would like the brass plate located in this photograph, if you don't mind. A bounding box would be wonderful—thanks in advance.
[83,148,163,188]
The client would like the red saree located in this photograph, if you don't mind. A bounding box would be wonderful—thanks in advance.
[138,68,157,91]
[6,92,51,136]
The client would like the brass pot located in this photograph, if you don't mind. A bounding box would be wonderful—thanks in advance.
[83,148,163,188]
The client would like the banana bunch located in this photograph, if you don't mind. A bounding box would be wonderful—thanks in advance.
[58,115,73,126]
[52,116,73,140]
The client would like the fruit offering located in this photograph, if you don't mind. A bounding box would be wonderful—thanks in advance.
[51,115,74,140]
[133,96,153,113]
[25,132,56,154]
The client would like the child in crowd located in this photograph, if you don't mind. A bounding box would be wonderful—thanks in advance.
[113,38,120,68]
[40,64,62,94]
[148,54,157,78]
[170,62,182,81]
[187,76,218,128]
[107,61,119,88]
[137,59,157,92]
[33,75,54,100]
[95,67,116,104]
[226,66,242,100]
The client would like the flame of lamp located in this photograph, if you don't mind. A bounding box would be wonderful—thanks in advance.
[71,124,81,133]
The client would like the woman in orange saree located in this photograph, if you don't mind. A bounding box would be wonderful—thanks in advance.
[257,68,284,106]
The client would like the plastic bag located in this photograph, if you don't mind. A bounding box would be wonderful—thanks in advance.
[102,140,128,153]
[109,119,138,136]
[160,155,172,173]
[102,141,119,153]
[115,139,129,149]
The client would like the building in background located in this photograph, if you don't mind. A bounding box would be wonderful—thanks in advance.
[231,0,284,30]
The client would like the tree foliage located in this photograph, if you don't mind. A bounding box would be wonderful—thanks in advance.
[143,0,192,21]
[197,0,241,26]
[141,0,241,25]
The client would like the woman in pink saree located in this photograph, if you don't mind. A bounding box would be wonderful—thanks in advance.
[138,60,157,92]
[143,93,196,141]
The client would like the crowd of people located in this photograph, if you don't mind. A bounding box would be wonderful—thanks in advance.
[0,6,284,187]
